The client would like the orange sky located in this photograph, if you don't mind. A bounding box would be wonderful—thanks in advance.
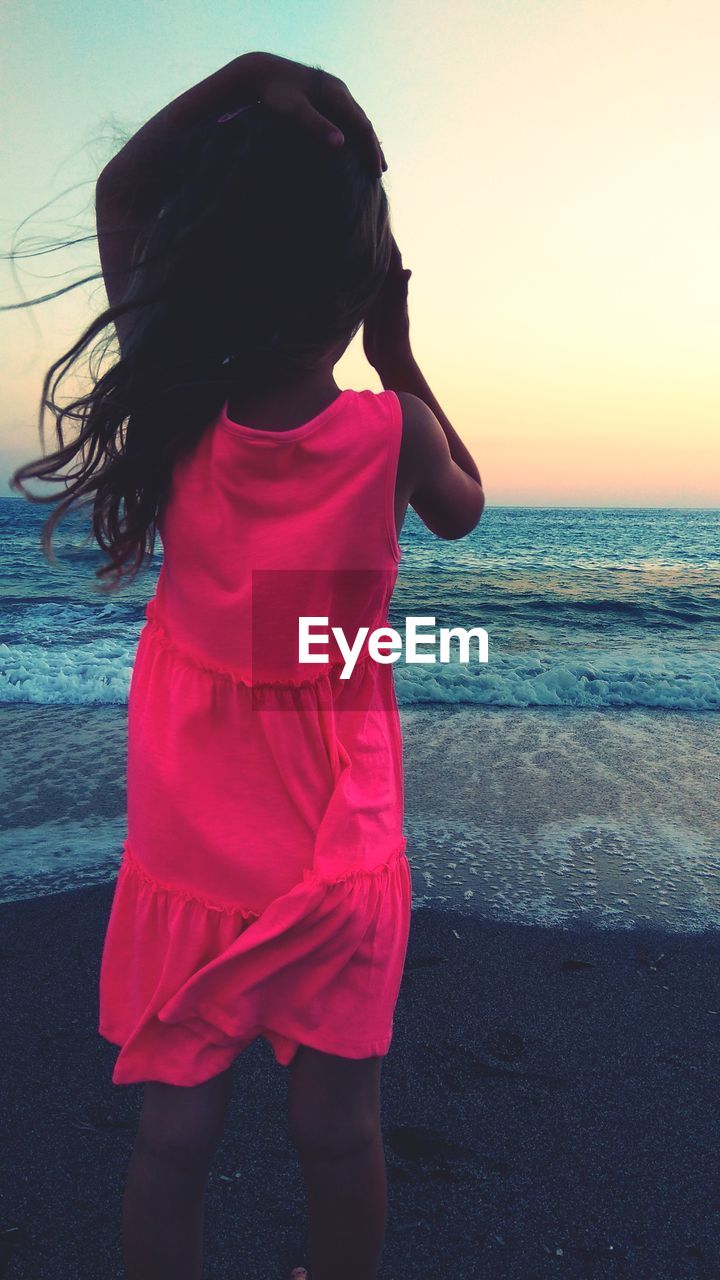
[1,0,718,505]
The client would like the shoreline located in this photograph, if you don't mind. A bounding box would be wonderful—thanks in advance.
[1,703,718,930]
[2,880,719,1278]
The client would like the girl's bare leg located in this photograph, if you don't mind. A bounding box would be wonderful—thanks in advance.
[287,1047,387,1280]
[121,1065,234,1280]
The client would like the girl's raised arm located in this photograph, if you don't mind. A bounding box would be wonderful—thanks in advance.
[363,237,484,541]
[95,52,387,343]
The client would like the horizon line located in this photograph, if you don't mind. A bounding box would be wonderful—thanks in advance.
[1,494,718,513]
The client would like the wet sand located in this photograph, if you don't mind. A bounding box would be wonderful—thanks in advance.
[2,704,719,932]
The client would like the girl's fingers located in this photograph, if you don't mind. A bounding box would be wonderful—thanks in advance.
[386,238,401,271]
[312,76,385,177]
[263,82,342,145]
[259,71,386,178]
[387,239,411,278]
[294,97,346,147]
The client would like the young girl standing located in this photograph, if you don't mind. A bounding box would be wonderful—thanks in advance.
[12,51,483,1280]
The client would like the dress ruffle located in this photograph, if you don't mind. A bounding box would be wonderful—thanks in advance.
[99,836,412,1086]
[143,595,378,689]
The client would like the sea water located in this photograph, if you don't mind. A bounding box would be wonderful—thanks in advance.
[1,499,718,927]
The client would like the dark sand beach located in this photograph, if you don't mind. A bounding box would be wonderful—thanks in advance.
[2,882,720,1279]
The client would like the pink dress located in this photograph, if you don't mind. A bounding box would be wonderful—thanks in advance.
[98,387,412,1086]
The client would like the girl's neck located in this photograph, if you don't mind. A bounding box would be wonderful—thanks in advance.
[225,368,343,433]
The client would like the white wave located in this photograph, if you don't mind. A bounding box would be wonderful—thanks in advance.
[1,636,718,712]
[394,647,720,712]
[0,638,134,705]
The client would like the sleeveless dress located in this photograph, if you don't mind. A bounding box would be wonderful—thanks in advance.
[98,387,412,1086]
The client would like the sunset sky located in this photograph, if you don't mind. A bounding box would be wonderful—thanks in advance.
[1,0,718,506]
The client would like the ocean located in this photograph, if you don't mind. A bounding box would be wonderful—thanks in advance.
[1,497,718,928]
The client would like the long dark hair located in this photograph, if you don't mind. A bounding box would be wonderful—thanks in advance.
[6,104,393,591]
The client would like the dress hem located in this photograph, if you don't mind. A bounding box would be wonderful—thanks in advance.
[102,843,410,1087]
[99,1022,394,1086]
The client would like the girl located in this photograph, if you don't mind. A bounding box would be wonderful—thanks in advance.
[11,51,484,1280]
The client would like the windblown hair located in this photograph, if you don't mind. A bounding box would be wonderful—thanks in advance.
[7,104,393,590]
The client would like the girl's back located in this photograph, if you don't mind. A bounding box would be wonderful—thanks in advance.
[153,387,402,676]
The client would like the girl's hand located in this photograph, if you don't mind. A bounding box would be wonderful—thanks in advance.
[245,52,387,179]
[362,235,413,373]
[99,51,387,196]
[96,52,388,335]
